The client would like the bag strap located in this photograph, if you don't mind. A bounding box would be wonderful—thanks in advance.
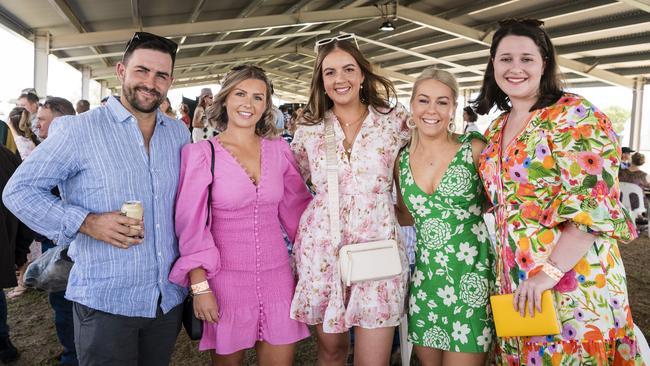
[324,120,341,247]
[207,140,215,225]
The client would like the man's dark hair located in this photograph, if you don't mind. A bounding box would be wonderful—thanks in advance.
[43,97,76,117]
[472,19,563,114]
[122,32,178,69]
[18,91,39,104]
[76,99,90,113]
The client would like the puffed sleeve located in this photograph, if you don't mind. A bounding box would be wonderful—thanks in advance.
[390,103,411,144]
[290,124,311,182]
[169,141,221,287]
[540,95,636,243]
[278,140,313,242]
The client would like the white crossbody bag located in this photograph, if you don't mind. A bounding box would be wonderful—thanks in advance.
[324,120,402,287]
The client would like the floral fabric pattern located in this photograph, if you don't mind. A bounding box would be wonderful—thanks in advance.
[399,132,495,353]
[478,93,644,365]
[289,104,410,333]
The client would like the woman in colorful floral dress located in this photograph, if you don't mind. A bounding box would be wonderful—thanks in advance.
[289,36,409,365]
[395,68,495,366]
[474,19,644,365]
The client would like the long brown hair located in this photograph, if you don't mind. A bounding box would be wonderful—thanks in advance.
[300,39,396,125]
[205,64,278,138]
[472,18,563,114]
[8,107,38,145]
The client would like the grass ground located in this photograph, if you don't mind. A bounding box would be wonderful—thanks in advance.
[5,233,649,365]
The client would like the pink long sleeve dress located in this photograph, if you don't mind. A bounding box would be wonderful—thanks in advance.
[169,137,312,354]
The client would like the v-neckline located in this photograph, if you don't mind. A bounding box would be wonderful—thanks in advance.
[331,106,370,163]
[215,137,263,188]
[406,136,465,197]
[498,110,536,159]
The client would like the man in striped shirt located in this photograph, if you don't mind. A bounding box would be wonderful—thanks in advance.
[3,32,189,366]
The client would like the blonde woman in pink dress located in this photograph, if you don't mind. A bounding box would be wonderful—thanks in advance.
[290,36,410,365]
[169,65,312,366]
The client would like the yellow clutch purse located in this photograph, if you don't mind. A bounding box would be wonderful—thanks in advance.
[490,290,561,337]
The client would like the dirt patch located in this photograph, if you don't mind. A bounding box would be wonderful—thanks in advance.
[5,233,649,365]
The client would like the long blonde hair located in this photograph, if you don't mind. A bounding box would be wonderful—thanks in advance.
[205,65,278,137]
[8,107,38,145]
[409,67,459,151]
[300,39,396,125]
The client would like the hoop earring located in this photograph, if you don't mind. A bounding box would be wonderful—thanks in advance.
[406,117,416,129]
[447,121,456,134]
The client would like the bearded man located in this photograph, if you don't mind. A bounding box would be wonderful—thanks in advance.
[3,32,190,366]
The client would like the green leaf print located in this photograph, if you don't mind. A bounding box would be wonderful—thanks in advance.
[527,161,552,180]
[583,175,597,188]
[602,169,614,188]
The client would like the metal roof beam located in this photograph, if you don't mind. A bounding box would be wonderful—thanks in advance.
[0,5,32,39]
[616,0,650,13]
[131,0,141,30]
[179,0,207,44]
[395,5,634,88]
[92,46,297,78]
[47,0,110,66]
[51,6,382,50]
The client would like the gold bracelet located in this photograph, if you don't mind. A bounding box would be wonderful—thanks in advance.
[542,261,565,282]
[190,280,209,294]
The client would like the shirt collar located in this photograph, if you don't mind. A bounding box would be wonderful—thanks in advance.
[106,95,167,126]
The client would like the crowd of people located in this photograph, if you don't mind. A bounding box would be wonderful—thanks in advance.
[0,17,646,366]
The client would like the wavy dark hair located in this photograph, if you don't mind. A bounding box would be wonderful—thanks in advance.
[300,38,396,125]
[205,64,278,138]
[472,18,564,114]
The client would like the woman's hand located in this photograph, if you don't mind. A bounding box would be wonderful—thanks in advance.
[193,291,220,323]
[512,272,557,317]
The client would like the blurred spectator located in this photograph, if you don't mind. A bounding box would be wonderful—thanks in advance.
[621,147,634,170]
[463,106,479,133]
[0,146,35,363]
[7,107,38,160]
[16,88,41,140]
[76,100,90,114]
[159,97,176,118]
[35,97,75,140]
[178,103,191,128]
[100,96,109,106]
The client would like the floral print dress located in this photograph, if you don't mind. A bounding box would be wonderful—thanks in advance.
[478,93,644,365]
[399,132,495,353]
[289,104,410,333]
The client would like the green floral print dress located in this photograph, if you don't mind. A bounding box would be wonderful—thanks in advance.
[399,132,495,353]
[478,93,644,365]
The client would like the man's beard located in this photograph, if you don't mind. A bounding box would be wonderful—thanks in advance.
[122,84,163,113]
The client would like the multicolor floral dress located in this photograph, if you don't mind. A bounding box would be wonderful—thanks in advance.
[478,93,644,365]
[399,132,495,353]
[289,104,410,333]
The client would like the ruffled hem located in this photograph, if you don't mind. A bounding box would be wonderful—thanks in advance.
[495,336,646,366]
[199,300,309,354]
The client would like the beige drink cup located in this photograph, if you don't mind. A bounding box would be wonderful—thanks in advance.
[121,200,143,232]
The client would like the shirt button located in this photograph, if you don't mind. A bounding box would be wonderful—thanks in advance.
[157,252,162,256]
[156,224,160,228]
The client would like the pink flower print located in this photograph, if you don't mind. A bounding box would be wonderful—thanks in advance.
[554,269,578,293]
[591,180,609,197]
[574,308,585,321]
[505,245,516,269]
[508,164,528,184]
[515,249,534,271]
[577,151,604,175]
[573,105,587,119]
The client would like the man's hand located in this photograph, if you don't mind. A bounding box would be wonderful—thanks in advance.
[79,212,144,249]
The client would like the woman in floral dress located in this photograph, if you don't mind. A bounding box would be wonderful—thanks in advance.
[395,68,494,366]
[289,36,409,365]
[474,19,644,365]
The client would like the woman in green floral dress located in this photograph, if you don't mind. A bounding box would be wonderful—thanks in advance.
[394,68,495,366]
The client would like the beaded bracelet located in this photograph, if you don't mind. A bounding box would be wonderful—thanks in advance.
[190,280,210,294]
[541,261,565,282]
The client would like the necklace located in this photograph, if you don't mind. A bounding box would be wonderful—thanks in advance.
[336,108,368,127]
